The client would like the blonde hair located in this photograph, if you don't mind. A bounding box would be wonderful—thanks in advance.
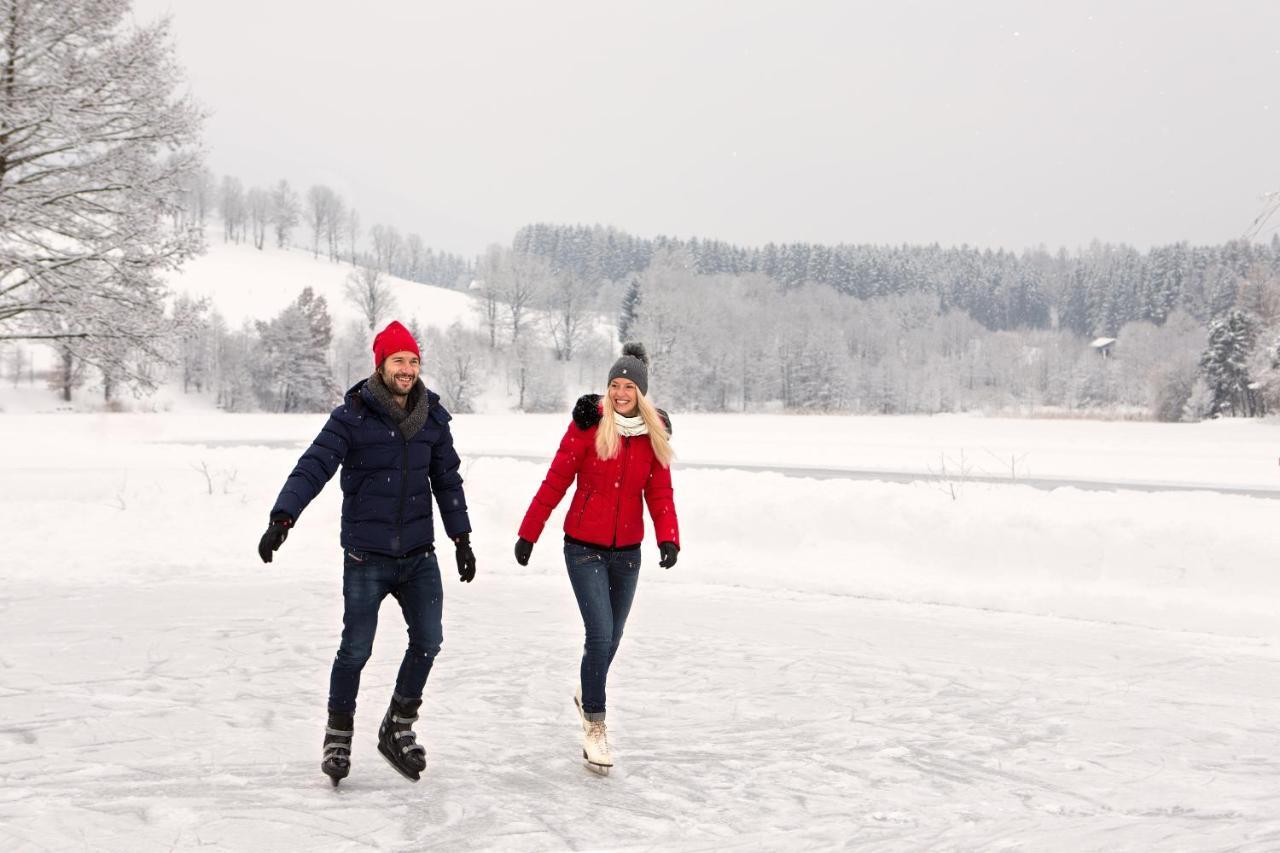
[597,388,674,467]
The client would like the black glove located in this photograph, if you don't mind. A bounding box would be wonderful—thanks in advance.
[258,513,293,563]
[454,533,476,583]
[514,537,533,566]
[658,541,679,569]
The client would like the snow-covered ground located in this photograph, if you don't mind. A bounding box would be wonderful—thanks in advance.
[2,409,1280,851]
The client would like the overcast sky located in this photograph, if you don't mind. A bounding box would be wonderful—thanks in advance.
[133,0,1280,258]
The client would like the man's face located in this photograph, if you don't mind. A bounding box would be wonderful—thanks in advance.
[379,351,420,397]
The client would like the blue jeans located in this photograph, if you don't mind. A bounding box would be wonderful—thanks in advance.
[565,542,641,720]
[328,549,444,714]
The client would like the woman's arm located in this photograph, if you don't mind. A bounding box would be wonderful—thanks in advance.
[518,422,592,543]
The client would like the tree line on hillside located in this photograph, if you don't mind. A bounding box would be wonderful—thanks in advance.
[505,224,1280,419]
[175,170,472,290]
[514,223,1280,338]
[164,284,613,417]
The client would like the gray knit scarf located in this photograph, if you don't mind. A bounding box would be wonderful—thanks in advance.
[367,371,431,441]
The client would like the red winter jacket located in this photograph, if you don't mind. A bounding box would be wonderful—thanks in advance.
[519,395,680,550]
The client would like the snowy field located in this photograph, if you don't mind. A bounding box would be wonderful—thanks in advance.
[2,410,1280,851]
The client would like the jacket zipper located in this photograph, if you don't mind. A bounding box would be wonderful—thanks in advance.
[611,436,631,547]
[396,432,408,549]
[575,489,592,527]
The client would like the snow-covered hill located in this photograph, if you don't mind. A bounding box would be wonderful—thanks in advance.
[163,234,476,333]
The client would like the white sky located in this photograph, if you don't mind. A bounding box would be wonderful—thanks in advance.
[132,0,1280,257]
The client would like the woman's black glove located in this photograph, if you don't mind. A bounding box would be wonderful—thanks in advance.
[454,533,476,582]
[258,514,293,563]
[514,537,533,566]
[658,541,679,569]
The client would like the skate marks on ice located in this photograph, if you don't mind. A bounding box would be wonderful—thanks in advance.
[0,578,413,851]
[443,581,1280,852]
[1,577,1280,850]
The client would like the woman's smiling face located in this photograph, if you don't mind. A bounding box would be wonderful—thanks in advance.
[608,378,638,416]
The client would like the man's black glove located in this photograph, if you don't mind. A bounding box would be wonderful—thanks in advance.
[658,541,679,569]
[454,533,476,583]
[514,537,533,566]
[258,513,293,563]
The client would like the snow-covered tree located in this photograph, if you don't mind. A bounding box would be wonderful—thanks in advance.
[246,186,270,250]
[344,264,396,333]
[333,320,371,391]
[617,277,641,344]
[306,185,337,259]
[1200,309,1260,417]
[511,335,563,412]
[344,208,361,265]
[472,245,505,349]
[170,293,212,394]
[428,322,486,413]
[219,176,245,243]
[543,270,592,361]
[179,166,215,227]
[212,316,257,413]
[269,180,300,249]
[0,0,204,396]
[324,193,345,263]
[254,288,335,412]
[370,224,405,274]
[492,251,550,345]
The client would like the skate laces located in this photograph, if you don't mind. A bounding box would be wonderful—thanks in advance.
[587,720,610,753]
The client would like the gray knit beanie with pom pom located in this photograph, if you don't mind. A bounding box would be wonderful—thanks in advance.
[608,342,649,396]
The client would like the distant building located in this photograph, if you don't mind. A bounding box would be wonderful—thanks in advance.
[1090,337,1117,359]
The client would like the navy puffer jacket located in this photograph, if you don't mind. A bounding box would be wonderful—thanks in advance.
[271,379,470,557]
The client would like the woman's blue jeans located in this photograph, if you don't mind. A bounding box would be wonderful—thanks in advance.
[328,549,444,714]
[565,541,640,720]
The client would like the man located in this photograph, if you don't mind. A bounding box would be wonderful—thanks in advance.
[257,320,476,786]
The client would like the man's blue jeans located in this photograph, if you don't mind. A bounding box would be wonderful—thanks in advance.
[328,549,443,714]
[565,541,641,721]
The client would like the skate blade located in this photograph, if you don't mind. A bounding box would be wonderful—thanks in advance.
[582,749,612,775]
[322,763,349,788]
[378,743,422,783]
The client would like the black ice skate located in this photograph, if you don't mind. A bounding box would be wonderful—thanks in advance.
[322,709,354,787]
[377,693,426,782]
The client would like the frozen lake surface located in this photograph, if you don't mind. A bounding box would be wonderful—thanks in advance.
[2,412,1279,851]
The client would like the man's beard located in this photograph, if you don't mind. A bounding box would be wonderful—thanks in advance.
[382,370,416,397]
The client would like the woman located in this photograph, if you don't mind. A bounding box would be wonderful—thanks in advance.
[514,343,680,772]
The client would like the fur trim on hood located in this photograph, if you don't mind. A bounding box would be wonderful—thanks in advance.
[571,393,671,435]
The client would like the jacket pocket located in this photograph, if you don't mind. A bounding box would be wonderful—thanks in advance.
[574,489,594,527]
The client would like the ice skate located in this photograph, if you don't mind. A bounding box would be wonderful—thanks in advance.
[377,693,426,782]
[582,719,613,774]
[321,709,354,787]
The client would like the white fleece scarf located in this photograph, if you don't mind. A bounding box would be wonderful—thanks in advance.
[614,411,648,437]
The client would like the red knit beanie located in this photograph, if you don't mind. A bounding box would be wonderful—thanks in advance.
[372,321,420,367]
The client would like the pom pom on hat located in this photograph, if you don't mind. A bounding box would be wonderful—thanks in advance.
[620,342,648,366]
